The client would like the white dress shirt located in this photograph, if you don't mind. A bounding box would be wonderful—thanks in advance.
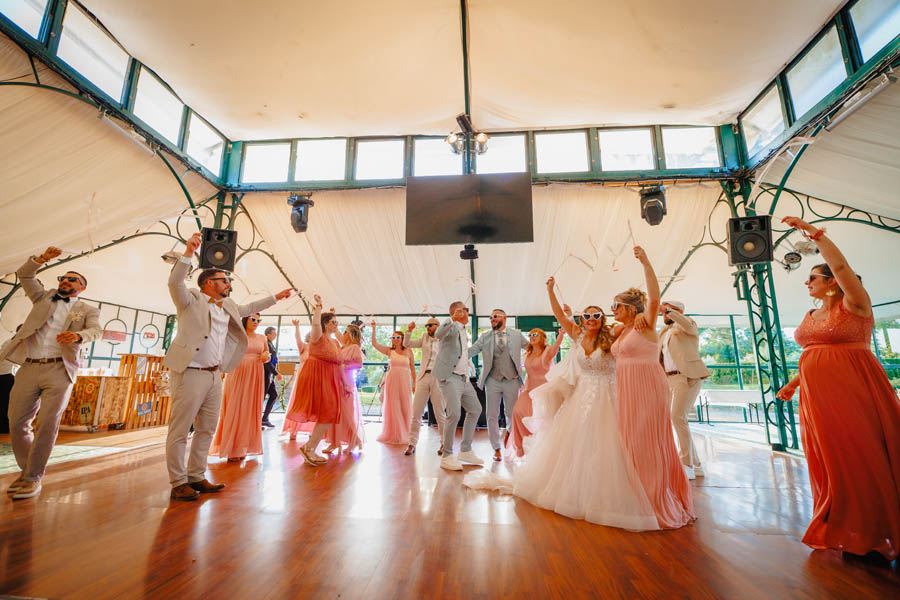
[661,327,678,373]
[188,294,229,368]
[423,336,439,372]
[25,299,72,359]
[453,323,469,376]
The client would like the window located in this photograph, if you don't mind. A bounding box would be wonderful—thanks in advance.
[133,67,184,144]
[741,85,785,158]
[598,129,655,171]
[850,0,900,62]
[534,131,589,173]
[476,134,527,174]
[355,139,405,180]
[786,26,847,119]
[242,143,290,183]
[0,0,49,38]
[661,127,720,169]
[185,113,225,177]
[295,138,346,181]
[56,2,129,101]
[413,138,462,176]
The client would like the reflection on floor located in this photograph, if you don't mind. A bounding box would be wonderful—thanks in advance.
[1,419,896,599]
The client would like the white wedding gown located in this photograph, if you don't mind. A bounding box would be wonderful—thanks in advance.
[463,337,660,531]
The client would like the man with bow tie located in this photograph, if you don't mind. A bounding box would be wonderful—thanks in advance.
[1,247,102,500]
[164,233,293,501]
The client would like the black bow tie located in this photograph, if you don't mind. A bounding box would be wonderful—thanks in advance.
[52,294,70,303]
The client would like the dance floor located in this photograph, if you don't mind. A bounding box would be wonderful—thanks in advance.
[1,423,898,599]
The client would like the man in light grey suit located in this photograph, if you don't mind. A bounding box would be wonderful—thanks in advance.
[2,247,102,499]
[403,317,446,456]
[164,233,292,500]
[468,309,528,461]
[433,301,483,471]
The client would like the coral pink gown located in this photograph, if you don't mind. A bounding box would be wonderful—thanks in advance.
[325,344,366,449]
[611,327,694,529]
[508,346,556,457]
[794,302,900,560]
[377,351,413,444]
[209,333,265,459]
[283,335,343,431]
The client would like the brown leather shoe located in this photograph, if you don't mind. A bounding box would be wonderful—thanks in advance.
[171,483,199,501]
[189,479,225,493]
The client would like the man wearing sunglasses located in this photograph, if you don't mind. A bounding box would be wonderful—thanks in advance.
[164,232,293,501]
[403,318,446,456]
[2,247,101,499]
[467,309,529,461]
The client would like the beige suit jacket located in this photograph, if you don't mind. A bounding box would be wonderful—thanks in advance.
[657,311,710,379]
[404,330,439,382]
[162,259,276,373]
[0,257,102,381]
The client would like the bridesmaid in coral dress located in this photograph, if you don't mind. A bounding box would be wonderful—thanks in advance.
[322,324,366,454]
[507,328,565,457]
[370,323,415,445]
[282,319,310,440]
[283,295,343,465]
[610,246,694,529]
[776,217,900,562]
[209,313,268,461]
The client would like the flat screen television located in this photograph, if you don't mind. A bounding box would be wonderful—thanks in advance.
[405,172,533,246]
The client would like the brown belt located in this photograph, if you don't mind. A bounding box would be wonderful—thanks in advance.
[666,370,681,376]
[25,357,63,364]
[187,365,219,372]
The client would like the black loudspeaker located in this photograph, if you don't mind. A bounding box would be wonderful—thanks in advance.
[199,227,237,272]
[727,215,773,265]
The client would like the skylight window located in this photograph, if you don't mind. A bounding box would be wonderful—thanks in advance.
[850,0,900,63]
[598,129,655,171]
[355,139,405,180]
[186,113,225,177]
[0,0,49,38]
[534,131,589,174]
[295,138,347,181]
[132,67,185,144]
[661,127,720,169]
[476,134,527,174]
[786,26,847,119]
[741,85,785,158]
[242,143,290,183]
[56,2,129,102]
[414,138,462,176]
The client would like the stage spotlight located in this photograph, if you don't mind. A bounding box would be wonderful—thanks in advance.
[287,193,315,233]
[639,186,667,226]
[474,132,489,154]
[446,132,465,155]
[460,243,479,260]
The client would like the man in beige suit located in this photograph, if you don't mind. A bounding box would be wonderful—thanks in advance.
[2,247,102,499]
[403,318,446,456]
[165,233,292,500]
[657,301,710,480]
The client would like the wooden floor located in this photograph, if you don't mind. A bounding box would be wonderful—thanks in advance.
[1,422,898,599]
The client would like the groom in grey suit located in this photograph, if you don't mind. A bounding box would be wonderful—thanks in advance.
[468,309,528,461]
[164,233,292,500]
[433,301,483,471]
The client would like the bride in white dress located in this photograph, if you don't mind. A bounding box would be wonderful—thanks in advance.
[463,278,659,531]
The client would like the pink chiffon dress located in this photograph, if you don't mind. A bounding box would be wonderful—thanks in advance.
[325,344,366,450]
[377,350,413,444]
[209,333,265,459]
[283,335,343,432]
[508,346,556,457]
[611,327,695,529]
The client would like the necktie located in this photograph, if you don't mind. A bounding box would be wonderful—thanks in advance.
[52,294,70,303]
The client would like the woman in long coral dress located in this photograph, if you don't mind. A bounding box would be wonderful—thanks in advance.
[610,246,694,529]
[507,328,565,457]
[282,319,310,440]
[322,324,366,454]
[370,323,415,445]
[283,296,343,465]
[209,313,269,461]
[776,217,900,561]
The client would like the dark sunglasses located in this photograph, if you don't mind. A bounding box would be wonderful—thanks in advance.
[57,276,82,284]
[391,335,402,340]
[425,323,438,327]
[209,277,234,283]
[582,312,604,321]
[490,314,504,319]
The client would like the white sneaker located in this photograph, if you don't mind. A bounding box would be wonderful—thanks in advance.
[457,450,484,465]
[6,473,26,495]
[683,465,696,480]
[440,455,463,471]
[12,480,42,499]
[693,465,705,477]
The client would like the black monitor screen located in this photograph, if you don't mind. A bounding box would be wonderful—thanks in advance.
[405,172,533,246]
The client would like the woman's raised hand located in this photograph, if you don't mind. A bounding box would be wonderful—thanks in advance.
[291,318,300,326]
[313,294,323,309]
[781,216,817,235]
[633,246,648,265]
[546,276,555,292]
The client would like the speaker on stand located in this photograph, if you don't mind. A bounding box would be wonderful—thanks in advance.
[727,215,773,265]
[198,228,237,273]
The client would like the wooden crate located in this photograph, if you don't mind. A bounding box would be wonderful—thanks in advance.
[62,375,132,430]
[117,354,171,429]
